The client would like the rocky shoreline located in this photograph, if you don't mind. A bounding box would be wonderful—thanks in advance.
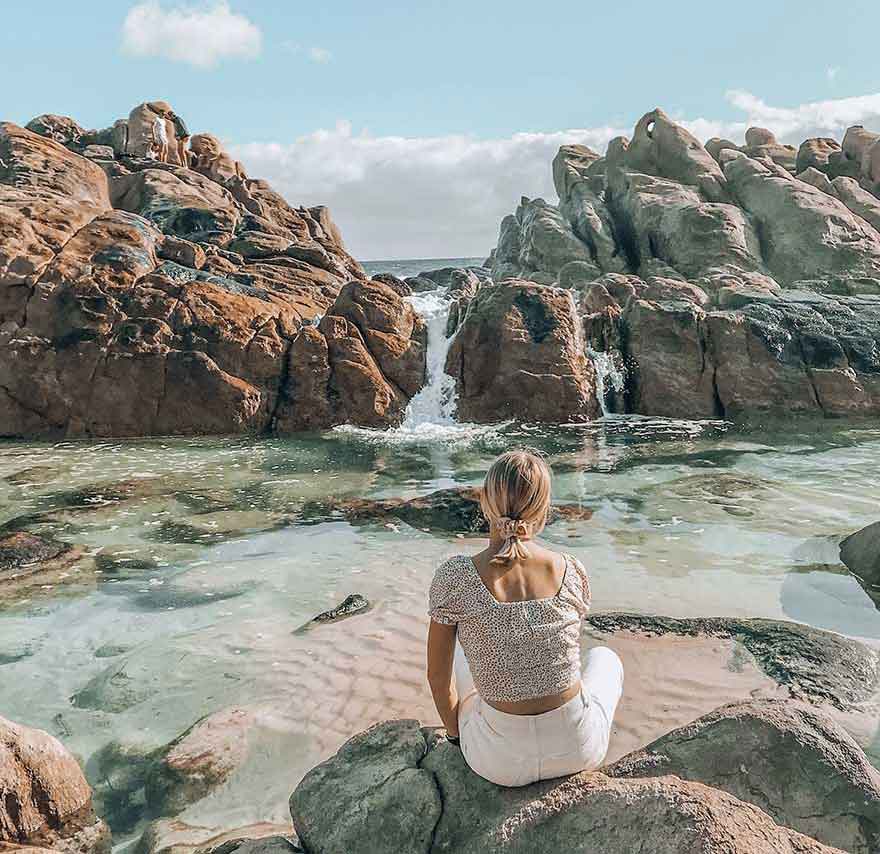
[4,594,880,853]
[4,105,880,436]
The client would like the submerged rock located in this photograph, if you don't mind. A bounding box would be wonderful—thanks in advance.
[290,718,843,854]
[0,715,111,854]
[586,613,879,709]
[145,708,255,817]
[295,594,370,633]
[607,699,880,853]
[135,820,298,854]
[840,521,880,606]
[300,486,592,533]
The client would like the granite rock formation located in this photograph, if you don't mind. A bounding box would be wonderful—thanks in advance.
[288,717,848,854]
[0,715,111,854]
[0,107,424,438]
[488,108,880,421]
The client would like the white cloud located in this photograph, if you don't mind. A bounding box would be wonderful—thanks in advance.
[308,47,332,64]
[122,1,262,69]
[230,91,880,260]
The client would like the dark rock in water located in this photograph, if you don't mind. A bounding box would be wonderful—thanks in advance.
[4,465,62,485]
[0,714,111,854]
[0,530,71,571]
[71,659,158,713]
[296,594,370,634]
[841,522,880,606]
[95,549,160,579]
[87,740,159,834]
[302,486,592,534]
[289,718,841,854]
[587,613,879,709]
[146,520,242,545]
[607,698,880,854]
[135,820,299,854]
[128,580,257,612]
[94,643,132,659]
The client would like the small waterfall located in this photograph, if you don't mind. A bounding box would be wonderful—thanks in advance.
[588,348,625,417]
[396,290,459,433]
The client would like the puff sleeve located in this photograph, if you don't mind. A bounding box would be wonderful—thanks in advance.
[427,557,467,625]
[567,555,592,614]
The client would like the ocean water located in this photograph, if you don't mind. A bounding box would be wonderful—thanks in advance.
[2,267,880,848]
[362,257,486,279]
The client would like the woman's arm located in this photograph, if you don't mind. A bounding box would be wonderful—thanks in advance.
[426,619,460,738]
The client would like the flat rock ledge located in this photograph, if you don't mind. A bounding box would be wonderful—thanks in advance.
[288,708,859,854]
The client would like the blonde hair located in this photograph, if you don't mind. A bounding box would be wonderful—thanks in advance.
[480,449,552,564]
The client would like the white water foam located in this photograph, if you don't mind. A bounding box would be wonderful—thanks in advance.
[588,348,626,417]
[335,289,500,444]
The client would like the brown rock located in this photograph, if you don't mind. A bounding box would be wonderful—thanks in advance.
[331,280,427,397]
[0,123,109,208]
[145,708,254,817]
[796,138,842,175]
[445,281,599,423]
[0,716,110,854]
[275,281,427,431]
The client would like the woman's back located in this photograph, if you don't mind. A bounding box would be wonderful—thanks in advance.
[472,543,567,604]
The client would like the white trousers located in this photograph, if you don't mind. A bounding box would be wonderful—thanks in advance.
[455,643,624,787]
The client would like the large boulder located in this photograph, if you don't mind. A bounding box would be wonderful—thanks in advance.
[584,285,880,420]
[290,719,844,854]
[723,154,880,292]
[273,280,427,431]
[608,699,880,854]
[796,138,842,175]
[0,122,109,207]
[0,111,367,439]
[445,281,600,423]
[553,145,626,273]
[618,108,728,202]
[0,716,110,854]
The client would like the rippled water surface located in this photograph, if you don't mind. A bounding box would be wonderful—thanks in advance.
[2,417,879,842]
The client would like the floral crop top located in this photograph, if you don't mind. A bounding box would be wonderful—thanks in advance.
[428,554,591,703]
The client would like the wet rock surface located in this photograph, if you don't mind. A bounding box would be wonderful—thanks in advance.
[0,715,111,854]
[290,718,845,854]
[841,521,880,606]
[585,613,879,708]
[300,486,592,533]
[296,594,370,632]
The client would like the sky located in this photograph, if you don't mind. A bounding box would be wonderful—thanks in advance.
[3,1,880,259]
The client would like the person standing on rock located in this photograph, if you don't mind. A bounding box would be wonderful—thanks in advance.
[169,110,191,167]
[427,450,624,787]
[151,112,168,162]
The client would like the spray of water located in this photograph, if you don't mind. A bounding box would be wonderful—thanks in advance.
[587,348,626,417]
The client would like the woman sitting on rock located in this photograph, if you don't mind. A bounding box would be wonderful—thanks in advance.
[427,449,623,787]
